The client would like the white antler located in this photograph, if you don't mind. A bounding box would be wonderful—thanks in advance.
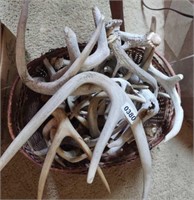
[106,20,159,97]
[87,90,152,200]
[148,65,184,142]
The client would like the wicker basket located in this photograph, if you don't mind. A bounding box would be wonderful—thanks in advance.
[7,46,179,174]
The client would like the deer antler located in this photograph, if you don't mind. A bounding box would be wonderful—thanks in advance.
[38,108,110,200]
[148,65,184,142]
[16,0,104,95]
[50,6,110,81]
[42,118,87,162]
[106,20,159,97]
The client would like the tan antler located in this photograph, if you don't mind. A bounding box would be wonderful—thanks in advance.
[38,108,110,200]
[16,0,104,95]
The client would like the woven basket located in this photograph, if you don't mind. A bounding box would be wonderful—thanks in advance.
[7,46,179,174]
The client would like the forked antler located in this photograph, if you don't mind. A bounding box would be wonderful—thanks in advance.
[106,20,159,97]
[16,0,104,95]
[50,6,110,80]
[38,108,110,200]
[148,65,184,142]
[42,118,87,162]
[64,6,110,72]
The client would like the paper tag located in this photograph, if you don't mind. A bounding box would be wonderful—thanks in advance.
[121,102,137,124]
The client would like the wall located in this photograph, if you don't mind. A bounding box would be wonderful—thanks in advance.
[164,0,193,125]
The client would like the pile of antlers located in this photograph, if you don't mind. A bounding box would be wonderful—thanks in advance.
[0,0,184,200]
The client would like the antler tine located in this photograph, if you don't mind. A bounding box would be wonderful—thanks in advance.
[132,120,152,200]
[16,0,32,82]
[87,96,106,138]
[64,27,80,63]
[16,0,104,95]
[140,16,161,71]
[38,112,65,200]
[148,65,184,142]
[107,120,153,200]
[80,7,110,71]
[47,27,79,81]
